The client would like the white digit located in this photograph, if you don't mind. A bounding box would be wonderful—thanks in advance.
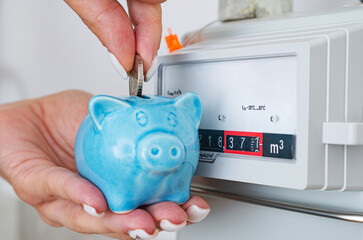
[208,135,212,147]
[228,136,234,149]
[218,136,223,148]
[279,140,284,150]
[199,134,202,141]
[240,137,246,149]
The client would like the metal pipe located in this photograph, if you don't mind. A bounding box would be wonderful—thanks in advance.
[191,186,363,223]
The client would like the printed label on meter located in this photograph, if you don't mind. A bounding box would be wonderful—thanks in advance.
[199,129,294,160]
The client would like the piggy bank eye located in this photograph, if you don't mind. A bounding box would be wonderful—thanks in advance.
[167,112,177,127]
[136,111,148,126]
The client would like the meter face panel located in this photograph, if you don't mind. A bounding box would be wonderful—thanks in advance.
[156,27,337,190]
[160,56,297,160]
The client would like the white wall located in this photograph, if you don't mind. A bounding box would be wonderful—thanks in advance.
[0,0,219,103]
[160,0,219,55]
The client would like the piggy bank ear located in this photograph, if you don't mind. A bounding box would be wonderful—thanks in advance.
[89,95,131,131]
[174,92,202,128]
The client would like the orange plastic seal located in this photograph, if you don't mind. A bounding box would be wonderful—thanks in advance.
[165,28,183,53]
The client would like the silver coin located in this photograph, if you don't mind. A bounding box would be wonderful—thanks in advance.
[129,54,144,97]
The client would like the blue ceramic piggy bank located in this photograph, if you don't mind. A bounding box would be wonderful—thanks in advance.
[75,93,202,213]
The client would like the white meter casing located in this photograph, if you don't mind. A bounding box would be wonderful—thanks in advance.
[157,6,363,191]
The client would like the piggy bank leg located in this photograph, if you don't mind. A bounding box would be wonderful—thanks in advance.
[104,189,140,214]
[164,163,194,204]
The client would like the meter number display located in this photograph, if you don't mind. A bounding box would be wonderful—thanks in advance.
[198,129,294,160]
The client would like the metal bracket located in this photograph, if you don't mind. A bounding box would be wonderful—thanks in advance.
[323,122,363,145]
[191,186,363,223]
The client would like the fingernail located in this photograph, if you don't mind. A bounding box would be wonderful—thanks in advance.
[160,219,186,232]
[108,52,129,80]
[186,205,210,223]
[127,229,159,239]
[145,55,159,82]
[82,204,105,218]
[111,209,133,214]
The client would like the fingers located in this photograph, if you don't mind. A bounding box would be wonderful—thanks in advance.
[64,0,164,79]
[181,195,211,224]
[15,165,108,215]
[144,195,210,232]
[64,0,135,71]
[127,0,164,73]
[37,199,158,239]
[144,201,187,232]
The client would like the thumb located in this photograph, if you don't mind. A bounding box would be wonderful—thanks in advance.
[13,165,108,215]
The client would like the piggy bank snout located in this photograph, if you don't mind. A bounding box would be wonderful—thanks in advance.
[137,132,185,172]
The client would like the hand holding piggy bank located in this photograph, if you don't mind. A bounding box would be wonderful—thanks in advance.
[75,93,202,213]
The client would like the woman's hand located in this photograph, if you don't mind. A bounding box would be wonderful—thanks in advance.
[0,90,210,239]
[64,0,165,80]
